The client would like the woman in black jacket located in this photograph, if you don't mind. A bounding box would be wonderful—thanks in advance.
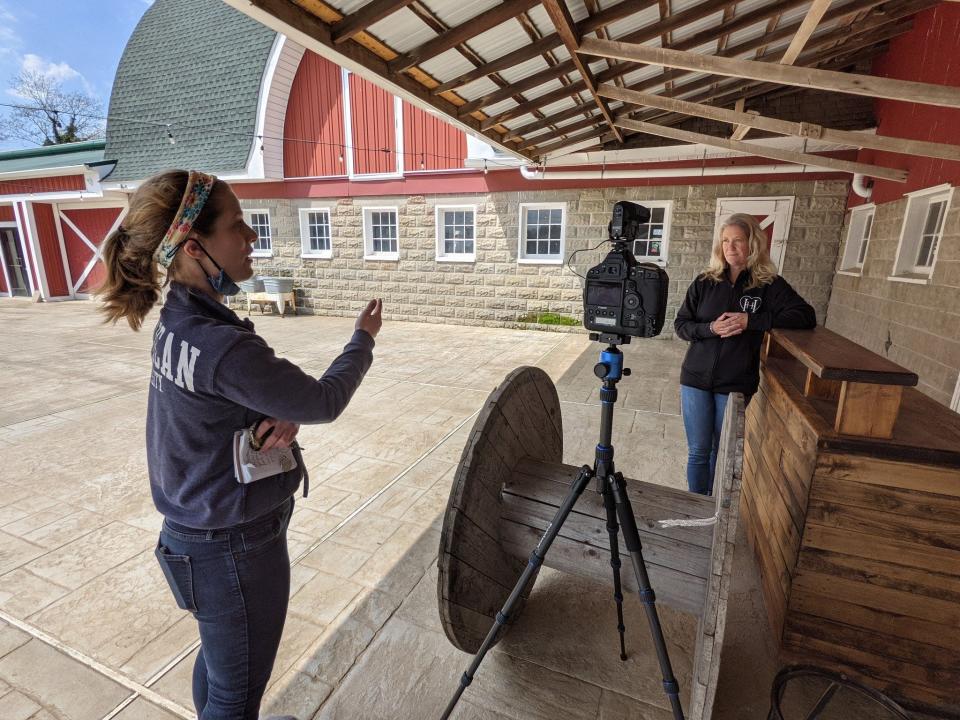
[675,213,815,495]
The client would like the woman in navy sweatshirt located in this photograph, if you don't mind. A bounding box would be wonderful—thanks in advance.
[674,213,815,495]
[98,170,382,720]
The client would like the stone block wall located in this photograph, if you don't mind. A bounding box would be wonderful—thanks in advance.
[242,178,848,333]
[826,198,960,407]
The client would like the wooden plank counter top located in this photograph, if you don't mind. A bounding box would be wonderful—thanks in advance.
[764,328,923,439]
[742,326,960,714]
[769,327,919,385]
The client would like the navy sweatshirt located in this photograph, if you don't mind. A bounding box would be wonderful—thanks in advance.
[146,283,375,529]
[674,270,815,395]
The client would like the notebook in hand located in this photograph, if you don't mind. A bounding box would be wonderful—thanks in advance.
[232,428,299,485]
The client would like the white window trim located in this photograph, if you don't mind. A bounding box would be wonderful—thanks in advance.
[951,374,960,414]
[839,203,875,274]
[363,206,400,261]
[629,199,672,268]
[891,185,953,280]
[244,208,273,257]
[435,204,477,262]
[518,202,566,265]
[343,69,404,181]
[299,207,333,259]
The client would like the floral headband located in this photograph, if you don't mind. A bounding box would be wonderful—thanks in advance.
[155,170,218,268]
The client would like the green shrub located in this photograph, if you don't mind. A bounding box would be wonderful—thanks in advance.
[517,312,580,326]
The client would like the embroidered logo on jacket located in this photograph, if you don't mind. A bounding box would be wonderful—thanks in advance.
[740,296,762,313]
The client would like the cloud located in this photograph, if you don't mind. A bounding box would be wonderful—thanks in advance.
[21,53,82,83]
[0,2,20,54]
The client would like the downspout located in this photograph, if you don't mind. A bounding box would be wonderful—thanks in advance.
[851,173,873,200]
[519,164,818,180]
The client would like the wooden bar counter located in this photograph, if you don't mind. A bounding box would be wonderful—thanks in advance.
[742,326,960,713]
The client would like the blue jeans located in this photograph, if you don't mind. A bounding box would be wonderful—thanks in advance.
[680,386,728,496]
[155,497,294,720]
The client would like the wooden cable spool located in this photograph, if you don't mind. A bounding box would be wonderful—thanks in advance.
[437,364,745,691]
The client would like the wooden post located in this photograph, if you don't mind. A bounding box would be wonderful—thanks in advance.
[835,381,903,438]
[803,370,841,401]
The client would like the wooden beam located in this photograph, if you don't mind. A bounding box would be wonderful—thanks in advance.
[483,0,888,133]
[533,126,612,157]
[506,104,602,141]
[580,37,960,109]
[432,36,560,95]
[542,0,623,143]
[521,115,606,151]
[780,0,833,64]
[602,83,960,161]
[332,0,416,45]
[732,0,831,140]
[730,98,755,140]
[619,0,747,45]
[457,60,577,116]
[614,117,908,181]
[389,0,540,73]
[432,0,657,94]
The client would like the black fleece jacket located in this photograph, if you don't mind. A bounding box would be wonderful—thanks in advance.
[674,270,816,395]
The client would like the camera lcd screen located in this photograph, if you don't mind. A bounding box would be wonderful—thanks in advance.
[587,282,621,307]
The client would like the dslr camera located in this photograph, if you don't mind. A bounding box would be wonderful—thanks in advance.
[583,201,669,340]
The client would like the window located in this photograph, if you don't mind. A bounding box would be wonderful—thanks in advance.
[363,207,399,260]
[299,208,332,258]
[630,201,672,265]
[915,199,947,270]
[891,185,953,281]
[839,205,875,273]
[244,210,272,256]
[436,206,476,262]
[519,203,565,263]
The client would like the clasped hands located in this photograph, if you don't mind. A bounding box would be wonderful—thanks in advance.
[710,312,749,338]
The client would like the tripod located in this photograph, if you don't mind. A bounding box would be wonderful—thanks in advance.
[441,334,684,720]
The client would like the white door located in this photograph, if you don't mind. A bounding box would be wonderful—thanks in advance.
[714,196,796,272]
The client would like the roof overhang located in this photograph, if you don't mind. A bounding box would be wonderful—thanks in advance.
[223,0,960,183]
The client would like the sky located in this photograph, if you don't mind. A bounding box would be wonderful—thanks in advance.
[0,0,152,150]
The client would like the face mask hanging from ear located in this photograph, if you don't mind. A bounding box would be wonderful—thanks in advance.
[194,243,241,297]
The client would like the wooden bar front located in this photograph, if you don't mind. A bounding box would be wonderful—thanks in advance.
[743,327,960,714]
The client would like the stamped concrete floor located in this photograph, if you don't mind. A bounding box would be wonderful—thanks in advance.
[0,298,792,720]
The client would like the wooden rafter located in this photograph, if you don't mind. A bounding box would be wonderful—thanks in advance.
[388,0,540,73]
[647,20,913,122]
[480,0,887,130]
[332,0,417,44]
[730,0,832,141]
[614,117,907,180]
[598,0,887,87]
[578,36,960,108]
[536,38,891,154]
[584,0,626,89]
[600,83,960,161]
[432,0,656,95]
[481,0,802,129]
[781,0,834,64]
[496,0,900,137]
[541,0,624,142]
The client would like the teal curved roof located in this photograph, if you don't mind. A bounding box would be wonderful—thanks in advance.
[0,141,106,175]
[104,0,276,182]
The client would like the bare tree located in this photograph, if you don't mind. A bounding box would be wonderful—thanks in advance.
[0,69,105,146]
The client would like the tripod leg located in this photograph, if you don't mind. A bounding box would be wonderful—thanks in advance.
[441,465,595,720]
[608,473,686,720]
[602,488,628,661]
